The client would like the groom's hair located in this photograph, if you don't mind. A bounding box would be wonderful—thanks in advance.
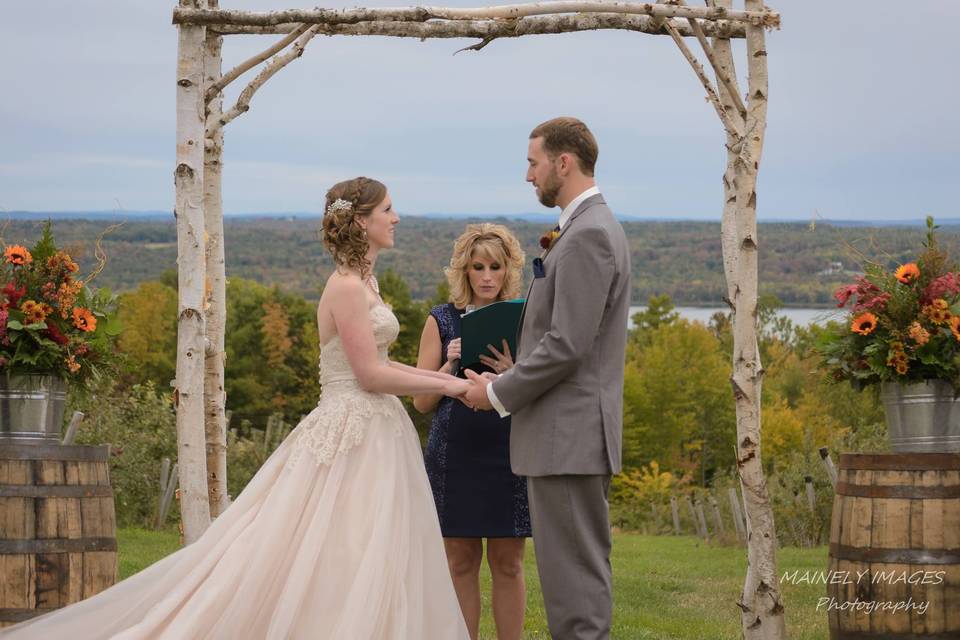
[529,117,598,177]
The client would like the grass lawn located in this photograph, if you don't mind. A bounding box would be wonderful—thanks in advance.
[118,528,829,639]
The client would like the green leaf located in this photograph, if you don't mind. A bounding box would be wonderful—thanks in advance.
[103,316,123,337]
[6,320,23,331]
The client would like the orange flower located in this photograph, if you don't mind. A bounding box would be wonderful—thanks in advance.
[65,354,81,374]
[19,299,48,324]
[908,322,930,345]
[47,251,79,274]
[895,263,920,284]
[895,361,909,375]
[951,316,960,342]
[72,307,97,332]
[4,245,32,266]
[57,280,83,318]
[851,312,878,335]
[922,298,951,325]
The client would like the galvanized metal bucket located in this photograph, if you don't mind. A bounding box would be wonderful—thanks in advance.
[880,380,960,453]
[0,375,68,442]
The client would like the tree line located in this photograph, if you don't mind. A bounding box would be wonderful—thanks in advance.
[7,217,958,306]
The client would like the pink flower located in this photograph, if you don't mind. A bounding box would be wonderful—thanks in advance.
[834,284,859,308]
[923,272,960,304]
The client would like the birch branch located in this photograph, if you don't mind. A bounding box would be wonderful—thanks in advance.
[206,24,310,101]
[207,25,320,135]
[663,20,742,139]
[212,13,747,38]
[678,0,746,120]
[174,3,780,28]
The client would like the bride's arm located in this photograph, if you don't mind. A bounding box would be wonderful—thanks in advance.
[388,361,450,381]
[330,276,467,397]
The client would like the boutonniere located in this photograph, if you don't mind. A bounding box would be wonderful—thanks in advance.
[533,225,561,279]
[539,226,560,254]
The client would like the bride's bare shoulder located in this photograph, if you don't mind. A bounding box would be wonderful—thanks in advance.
[319,271,367,311]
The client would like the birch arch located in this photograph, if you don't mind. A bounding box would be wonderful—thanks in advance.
[172,1,783,636]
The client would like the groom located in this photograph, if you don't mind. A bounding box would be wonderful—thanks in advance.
[463,117,631,640]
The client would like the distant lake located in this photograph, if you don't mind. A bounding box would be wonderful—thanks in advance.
[627,306,840,329]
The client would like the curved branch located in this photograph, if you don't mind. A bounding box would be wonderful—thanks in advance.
[663,20,742,139]
[206,24,310,101]
[207,25,320,135]
[677,0,746,120]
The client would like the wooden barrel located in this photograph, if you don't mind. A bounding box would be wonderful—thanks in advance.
[827,453,960,639]
[0,443,117,628]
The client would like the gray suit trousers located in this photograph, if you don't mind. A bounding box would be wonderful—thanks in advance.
[527,475,612,640]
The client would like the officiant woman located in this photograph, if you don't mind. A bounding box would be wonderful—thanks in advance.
[414,223,531,640]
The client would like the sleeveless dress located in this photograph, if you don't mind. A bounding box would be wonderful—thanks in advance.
[0,303,470,640]
[424,303,531,538]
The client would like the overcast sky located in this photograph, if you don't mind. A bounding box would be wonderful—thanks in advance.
[1,1,957,220]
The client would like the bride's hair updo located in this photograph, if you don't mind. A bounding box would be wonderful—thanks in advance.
[322,176,387,280]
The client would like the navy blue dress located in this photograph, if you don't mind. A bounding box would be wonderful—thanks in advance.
[424,303,531,538]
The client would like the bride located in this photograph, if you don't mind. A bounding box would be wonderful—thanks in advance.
[0,177,472,639]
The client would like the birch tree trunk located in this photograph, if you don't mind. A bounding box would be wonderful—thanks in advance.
[175,0,212,543]
[714,1,785,637]
[203,2,229,518]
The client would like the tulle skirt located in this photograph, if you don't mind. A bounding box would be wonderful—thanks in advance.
[0,396,470,639]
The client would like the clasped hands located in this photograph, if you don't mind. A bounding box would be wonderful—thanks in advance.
[457,370,497,411]
[445,338,513,411]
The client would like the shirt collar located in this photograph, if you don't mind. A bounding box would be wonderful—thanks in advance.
[558,185,600,229]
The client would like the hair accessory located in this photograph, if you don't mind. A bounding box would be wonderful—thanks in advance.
[326,198,352,215]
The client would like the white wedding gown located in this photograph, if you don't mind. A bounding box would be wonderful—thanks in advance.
[1,303,470,639]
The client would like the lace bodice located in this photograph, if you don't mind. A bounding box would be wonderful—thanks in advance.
[288,303,406,468]
[318,304,399,386]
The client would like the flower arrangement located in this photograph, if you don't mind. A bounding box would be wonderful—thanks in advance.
[817,217,960,388]
[1,222,121,384]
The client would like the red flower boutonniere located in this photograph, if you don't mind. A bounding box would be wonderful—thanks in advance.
[539,227,560,253]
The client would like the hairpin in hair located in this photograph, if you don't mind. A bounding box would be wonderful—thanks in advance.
[326,198,352,215]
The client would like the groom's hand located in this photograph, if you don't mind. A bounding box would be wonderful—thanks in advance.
[463,369,494,411]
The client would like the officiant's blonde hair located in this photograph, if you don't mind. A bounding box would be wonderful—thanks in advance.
[445,224,525,310]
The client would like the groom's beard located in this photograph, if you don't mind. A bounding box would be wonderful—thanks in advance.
[537,167,563,208]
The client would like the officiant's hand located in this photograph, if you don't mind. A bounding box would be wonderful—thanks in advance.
[479,339,513,374]
[462,369,494,411]
[445,338,461,364]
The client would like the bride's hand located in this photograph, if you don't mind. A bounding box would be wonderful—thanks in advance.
[442,377,472,399]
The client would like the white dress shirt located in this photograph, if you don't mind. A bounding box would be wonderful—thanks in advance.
[485,185,601,417]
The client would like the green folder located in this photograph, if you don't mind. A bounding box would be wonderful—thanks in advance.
[459,299,525,373]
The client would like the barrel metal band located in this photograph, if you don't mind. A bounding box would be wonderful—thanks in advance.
[0,537,117,553]
[0,608,55,623]
[839,453,960,471]
[831,630,960,640]
[835,481,960,499]
[831,543,960,565]
[0,484,113,498]
[0,444,110,461]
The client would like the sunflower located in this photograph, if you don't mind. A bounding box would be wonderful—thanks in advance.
[19,300,48,324]
[72,307,97,332]
[4,245,32,266]
[851,312,878,335]
[895,263,920,284]
[922,298,951,325]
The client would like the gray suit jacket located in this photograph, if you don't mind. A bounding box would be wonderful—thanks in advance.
[492,194,631,477]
